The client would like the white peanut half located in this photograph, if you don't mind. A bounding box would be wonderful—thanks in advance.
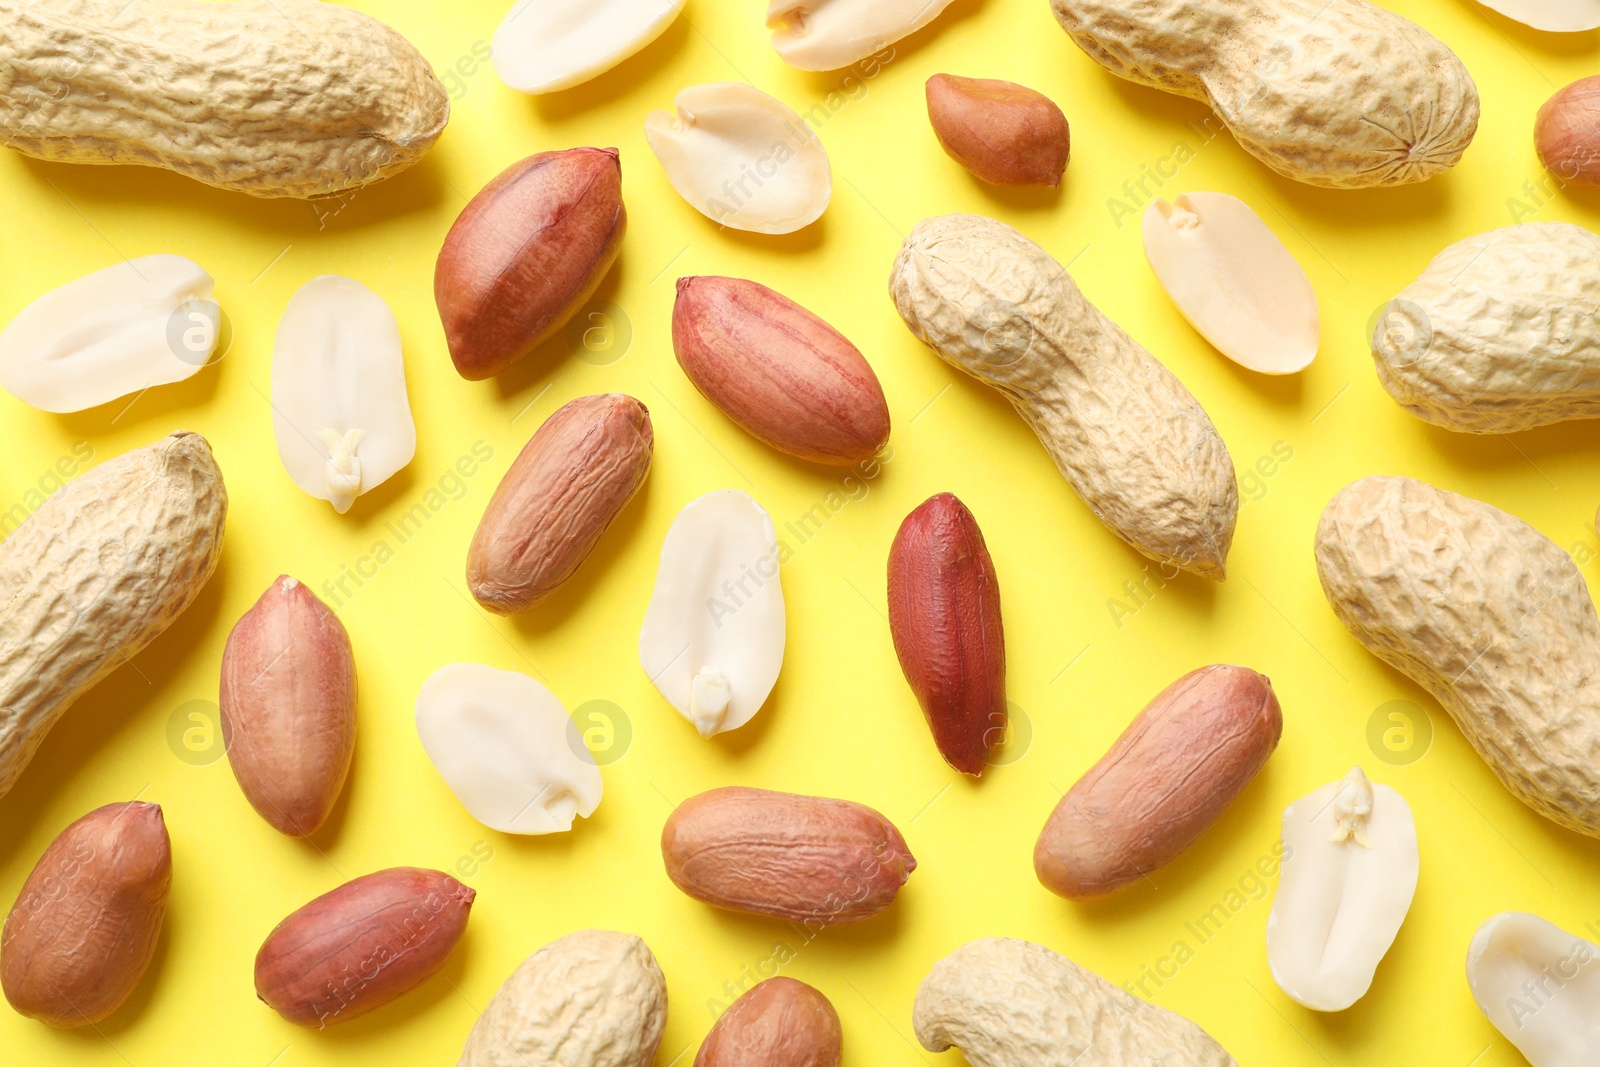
[0,255,219,413]
[415,664,602,835]
[1316,475,1600,837]
[1142,192,1319,375]
[645,83,832,234]
[1475,0,1600,31]
[913,937,1236,1066]
[889,213,1238,579]
[0,0,449,198]
[0,433,227,801]
[766,0,957,71]
[271,275,416,514]
[1372,222,1600,433]
[1267,767,1419,1011]
[493,0,684,94]
[1049,0,1478,187]
[1467,912,1600,1066]
[639,491,786,737]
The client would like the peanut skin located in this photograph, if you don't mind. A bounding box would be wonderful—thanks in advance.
[220,576,357,837]
[1536,77,1600,187]
[1034,665,1282,898]
[435,148,625,380]
[672,276,890,465]
[887,493,1006,775]
[467,394,653,614]
[925,75,1069,186]
[1,802,171,1027]
[696,977,842,1067]
[255,867,475,1028]
[662,787,915,925]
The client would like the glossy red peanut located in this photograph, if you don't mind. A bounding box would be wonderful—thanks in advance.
[221,576,357,836]
[1034,664,1282,898]
[887,493,1006,775]
[662,787,915,925]
[254,867,474,1027]
[1,802,171,1027]
[672,276,890,465]
[926,75,1070,186]
[467,394,653,614]
[696,977,842,1067]
[436,147,626,380]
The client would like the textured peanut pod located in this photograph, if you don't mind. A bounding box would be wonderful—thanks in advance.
[672,276,890,465]
[890,214,1237,579]
[661,786,915,925]
[1049,0,1477,188]
[220,576,357,837]
[436,148,626,380]
[1537,78,1600,187]
[1035,665,1282,898]
[255,867,475,1028]
[1,802,171,1028]
[468,395,653,614]
[915,938,1236,1066]
[887,493,1006,776]
[1316,475,1600,837]
[0,432,227,802]
[0,0,448,198]
[696,977,842,1067]
[458,930,666,1067]
[1372,222,1600,433]
[925,75,1069,187]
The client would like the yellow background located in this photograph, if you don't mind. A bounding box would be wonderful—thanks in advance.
[2,0,1597,1062]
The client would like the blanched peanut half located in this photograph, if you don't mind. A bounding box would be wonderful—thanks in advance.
[0,254,219,413]
[1142,192,1318,375]
[645,83,832,234]
[272,275,416,514]
[767,0,957,70]
[1475,0,1600,31]
[494,0,684,94]
[1468,913,1600,1066]
[415,663,602,835]
[639,491,785,737]
[1267,767,1418,1012]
